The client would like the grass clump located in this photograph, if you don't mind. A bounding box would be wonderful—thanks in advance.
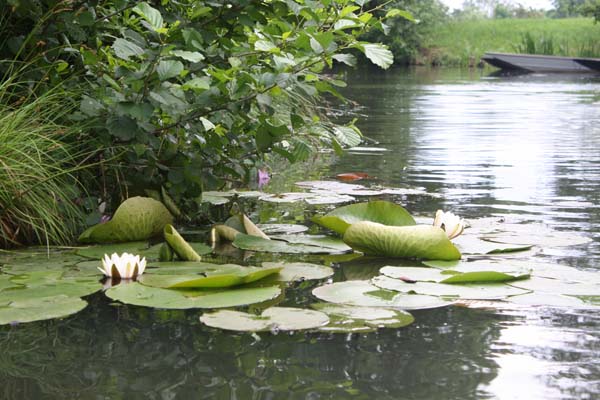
[422,17,600,66]
[0,81,89,247]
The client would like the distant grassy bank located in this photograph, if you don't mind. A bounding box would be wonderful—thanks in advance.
[420,18,600,66]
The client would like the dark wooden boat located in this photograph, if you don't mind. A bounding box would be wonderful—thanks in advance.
[482,52,600,73]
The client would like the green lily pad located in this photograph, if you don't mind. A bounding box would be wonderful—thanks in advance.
[78,197,173,243]
[258,224,309,235]
[452,235,534,255]
[480,223,592,247]
[380,265,530,284]
[312,200,416,235]
[200,307,330,332]
[343,222,461,260]
[312,303,414,333]
[201,194,231,205]
[508,276,600,296]
[260,192,355,205]
[371,275,530,300]
[164,224,202,261]
[233,234,353,254]
[0,275,24,291]
[0,295,88,325]
[75,241,151,259]
[262,262,334,282]
[312,281,452,310]
[105,282,282,309]
[138,265,282,288]
[506,293,598,308]
[224,214,270,239]
[271,235,352,253]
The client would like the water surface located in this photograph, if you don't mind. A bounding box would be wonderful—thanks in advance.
[1,67,599,399]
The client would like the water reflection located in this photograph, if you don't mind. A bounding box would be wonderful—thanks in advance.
[1,67,599,399]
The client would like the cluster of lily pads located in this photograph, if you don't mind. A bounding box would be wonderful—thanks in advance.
[0,186,598,332]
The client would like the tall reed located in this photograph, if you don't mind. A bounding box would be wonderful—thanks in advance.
[0,78,89,247]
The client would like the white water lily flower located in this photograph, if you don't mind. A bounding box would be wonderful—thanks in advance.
[433,210,465,240]
[98,252,146,279]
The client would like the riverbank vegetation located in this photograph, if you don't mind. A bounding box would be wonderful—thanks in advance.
[0,0,402,247]
[421,17,600,66]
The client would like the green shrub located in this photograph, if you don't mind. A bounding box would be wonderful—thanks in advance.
[1,0,399,216]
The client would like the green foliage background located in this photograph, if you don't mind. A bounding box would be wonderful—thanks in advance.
[0,0,400,236]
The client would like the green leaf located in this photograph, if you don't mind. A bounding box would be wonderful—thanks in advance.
[105,282,282,309]
[344,222,461,260]
[171,50,205,62]
[508,276,600,296]
[386,9,415,21]
[453,235,534,255]
[312,303,414,333]
[255,40,277,52]
[112,38,144,60]
[312,200,416,235]
[332,53,357,67]
[157,60,184,81]
[182,76,210,91]
[233,234,352,254]
[333,126,362,148]
[164,224,202,261]
[371,275,529,300]
[75,241,151,259]
[138,264,282,288]
[312,281,452,310]
[262,262,334,282]
[380,265,530,284]
[361,43,393,69]
[133,2,164,31]
[78,197,173,243]
[0,295,87,325]
[200,307,329,332]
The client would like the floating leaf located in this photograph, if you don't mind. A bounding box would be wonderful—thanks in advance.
[312,201,416,235]
[106,282,282,309]
[262,262,334,282]
[233,234,352,254]
[480,223,591,248]
[139,264,282,288]
[257,224,309,235]
[164,224,202,261]
[312,303,414,333]
[508,276,600,296]
[452,235,534,255]
[380,265,530,284]
[0,295,88,325]
[200,307,329,332]
[259,192,355,205]
[312,281,452,310]
[78,197,173,243]
[344,222,461,260]
[371,275,529,300]
[507,293,597,308]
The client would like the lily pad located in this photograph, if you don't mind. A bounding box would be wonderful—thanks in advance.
[480,224,592,247]
[452,235,534,255]
[312,200,416,235]
[312,281,452,310]
[371,275,530,300]
[259,192,355,205]
[506,293,597,308]
[200,307,330,332]
[257,224,309,235]
[262,262,334,282]
[78,197,173,243]
[312,303,414,333]
[224,214,270,239]
[233,234,353,254]
[75,241,151,259]
[344,222,461,260]
[380,265,530,284]
[0,295,88,325]
[105,282,282,309]
[164,224,202,261]
[508,276,600,296]
[138,265,282,288]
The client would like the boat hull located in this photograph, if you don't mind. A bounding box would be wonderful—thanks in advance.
[482,52,598,73]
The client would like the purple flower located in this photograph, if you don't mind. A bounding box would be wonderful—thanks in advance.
[258,169,270,188]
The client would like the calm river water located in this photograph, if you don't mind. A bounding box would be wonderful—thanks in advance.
[1,68,599,399]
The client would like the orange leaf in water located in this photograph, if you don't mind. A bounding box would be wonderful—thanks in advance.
[336,173,370,182]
